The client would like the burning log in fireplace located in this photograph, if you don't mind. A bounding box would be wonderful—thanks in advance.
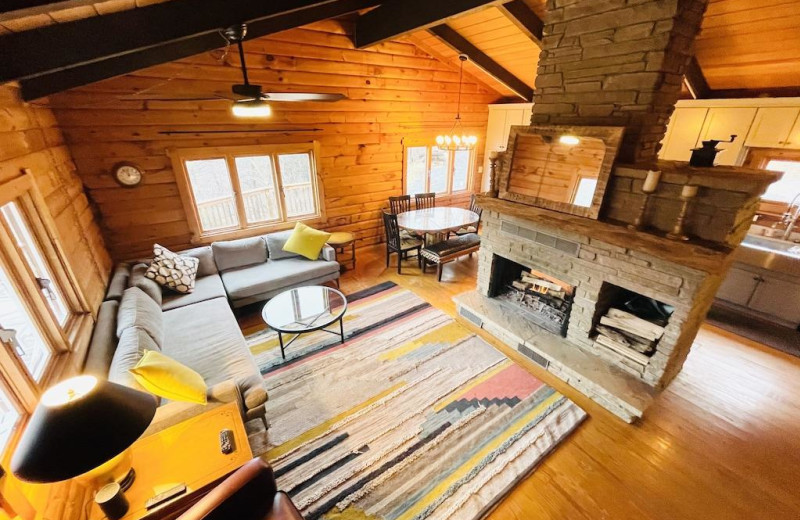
[593,308,665,371]
[499,270,573,336]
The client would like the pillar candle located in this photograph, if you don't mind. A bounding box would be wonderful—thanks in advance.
[642,170,661,192]
[681,184,699,198]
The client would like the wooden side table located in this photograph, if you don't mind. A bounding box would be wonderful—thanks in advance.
[88,402,252,520]
[327,232,356,271]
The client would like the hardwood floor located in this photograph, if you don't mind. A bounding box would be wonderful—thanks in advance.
[243,245,800,519]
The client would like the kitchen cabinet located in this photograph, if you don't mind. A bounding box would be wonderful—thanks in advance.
[696,107,758,165]
[660,107,708,161]
[715,266,761,306]
[716,262,800,326]
[744,107,800,148]
[482,103,533,191]
[786,114,800,149]
[748,275,800,324]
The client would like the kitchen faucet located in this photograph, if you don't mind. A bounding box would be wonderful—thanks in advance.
[781,191,800,240]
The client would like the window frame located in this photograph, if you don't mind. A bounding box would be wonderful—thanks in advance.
[0,171,94,451]
[403,141,476,196]
[744,147,800,204]
[169,143,326,242]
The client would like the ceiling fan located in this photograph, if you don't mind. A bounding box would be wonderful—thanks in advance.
[148,23,346,117]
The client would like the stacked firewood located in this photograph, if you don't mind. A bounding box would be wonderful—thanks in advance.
[510,271,571,313]
[593,308,665,368]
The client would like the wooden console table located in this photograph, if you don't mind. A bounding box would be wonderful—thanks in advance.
[88,402,252,520]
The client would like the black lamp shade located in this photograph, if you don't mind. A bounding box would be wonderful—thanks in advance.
[11,377,157,483]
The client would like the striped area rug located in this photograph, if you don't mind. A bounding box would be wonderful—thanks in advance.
[244,282,586,520]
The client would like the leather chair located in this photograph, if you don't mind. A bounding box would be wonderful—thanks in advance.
[177,458,303,520]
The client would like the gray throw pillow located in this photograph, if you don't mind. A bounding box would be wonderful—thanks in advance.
[264,230,300,260]
[116,287,164,347]
[109,326,160,396]
[129,263,163,306]
[212,236,267,272]
[181,246,218,277]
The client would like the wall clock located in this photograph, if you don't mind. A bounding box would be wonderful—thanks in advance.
[112,162,143,188]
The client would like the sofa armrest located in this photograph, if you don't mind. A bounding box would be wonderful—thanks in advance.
[142,379,242,436]
[320,244,336,262]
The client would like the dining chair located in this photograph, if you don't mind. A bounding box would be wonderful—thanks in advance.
[176,458,303,520]
[382,211,422,274]
[414,192,436,210]
[388,195,411,215]
[453,194,483,237]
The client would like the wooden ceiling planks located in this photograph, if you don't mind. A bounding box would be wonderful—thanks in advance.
[447,6,539,89]
[696,0,800,91]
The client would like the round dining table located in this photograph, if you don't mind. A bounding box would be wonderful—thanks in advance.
[396,207,480,244]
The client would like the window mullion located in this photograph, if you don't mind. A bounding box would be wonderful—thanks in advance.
[426,146,432,193]
[226,155,248,230]
[273,153,288,221]
[0,338,40,413]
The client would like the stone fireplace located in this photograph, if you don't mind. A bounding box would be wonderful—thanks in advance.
[453,0,781,423]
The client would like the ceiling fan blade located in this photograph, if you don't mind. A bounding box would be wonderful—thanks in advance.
[261,92,347,102]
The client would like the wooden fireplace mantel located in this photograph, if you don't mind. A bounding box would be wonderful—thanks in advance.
[475,195,732,274]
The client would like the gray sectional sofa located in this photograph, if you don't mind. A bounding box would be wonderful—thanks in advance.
[83,230,340,425]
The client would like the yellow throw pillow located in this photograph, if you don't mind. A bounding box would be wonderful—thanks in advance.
[282,222,332,261]
[130,350,207,405]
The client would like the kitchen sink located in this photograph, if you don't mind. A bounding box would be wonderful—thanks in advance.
[735,234,800,276]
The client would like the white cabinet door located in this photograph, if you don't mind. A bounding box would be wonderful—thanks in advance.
[744,107,800,148]
[697,107,758,165]
[502,108,527,147]
[716,266,760,307]
[785,112,800,150]
[660,107,708,161]
[748,275,800,325]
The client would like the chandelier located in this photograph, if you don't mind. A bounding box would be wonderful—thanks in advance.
[436,54,478,151]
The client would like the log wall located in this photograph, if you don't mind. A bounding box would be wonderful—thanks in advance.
[48,20,501,261]
[0,84,111,309]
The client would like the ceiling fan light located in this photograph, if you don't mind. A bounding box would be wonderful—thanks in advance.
[232,99,272,118]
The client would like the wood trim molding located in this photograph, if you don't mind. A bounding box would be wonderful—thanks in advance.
[684,57,711,100]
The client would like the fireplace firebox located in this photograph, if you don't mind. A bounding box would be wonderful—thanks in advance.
[488,255,573,337]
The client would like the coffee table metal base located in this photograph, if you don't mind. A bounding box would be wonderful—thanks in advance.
[276,315,345,359]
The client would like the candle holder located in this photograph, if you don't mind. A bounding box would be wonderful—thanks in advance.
[666,184,699,241]
[487,151,501,197]
[627,170,661,231]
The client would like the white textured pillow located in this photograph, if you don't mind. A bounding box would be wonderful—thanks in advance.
[145,244,199,294]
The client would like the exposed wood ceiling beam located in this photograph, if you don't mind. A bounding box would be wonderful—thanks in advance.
[0,0,345,83]
[684,56,711,100]
[354,0,499,49]
[16,0,379,101]
[497,0,543,46]
[429,24,533,101]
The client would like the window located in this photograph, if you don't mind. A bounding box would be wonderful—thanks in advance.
[404,145,474,195]
[171,144,323,239]
[762,159,800,203]
[571,177,598,208]
[0,172,92,451]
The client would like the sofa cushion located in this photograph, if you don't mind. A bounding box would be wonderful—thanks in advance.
[105,263,131,302]
[145,244,199,294]
[83,300,119,377]
[282,222,332,260]
[161,274,227,311]
[264,230,299,260]
[221,257,340,300]
[212,236,267,272]
[129,263,163,306]
[109,326,160,394]
[117,287,164,347]
[162,297,266,410]
[131,350,208,405]
[181,246,217,277]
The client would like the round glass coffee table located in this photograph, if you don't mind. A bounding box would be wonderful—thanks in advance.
[261,285,348,359]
